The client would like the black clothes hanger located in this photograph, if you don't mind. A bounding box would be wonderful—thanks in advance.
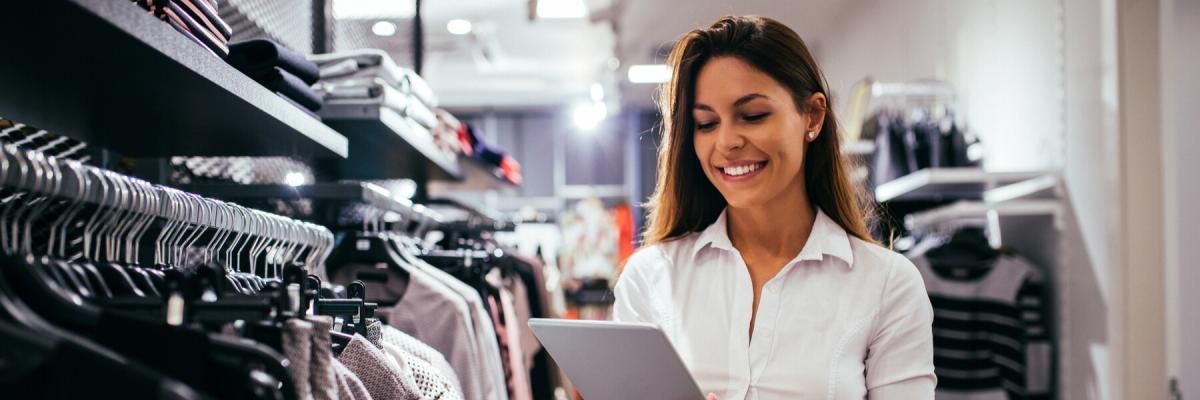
[76,261,112,298]
[96,263,145,297]
[325,231,411,306]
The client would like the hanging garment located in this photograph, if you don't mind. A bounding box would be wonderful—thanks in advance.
[308,316,340,400]
[332,358,373,400]
[336,335,421,400]
[381,325,464,398]
[414,259,509,400]
[490,270,533,400]
[909,252,1052,400]
[282,319,314,400]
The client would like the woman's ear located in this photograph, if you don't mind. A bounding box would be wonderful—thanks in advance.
[804,92,827,141]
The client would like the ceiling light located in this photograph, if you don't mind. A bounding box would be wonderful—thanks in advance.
[372,20,397,36]
[536,0,588,19]
[628,64,670,84]
[284,172,307,187]
[333,0,415,19]
[590,83,604,102]
[447,19,472,35]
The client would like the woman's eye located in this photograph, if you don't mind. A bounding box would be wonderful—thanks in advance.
[696,122,717,132]
[743,113,769,123]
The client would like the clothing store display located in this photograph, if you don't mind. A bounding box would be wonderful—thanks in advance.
[614,208,937,399]
[381,325,464,398]
[866,111,979,190]
[165,1,228,56]
[309,49,439,109]
[417,260,510,400]
[337,334,422,400]
[228,39,321,84]
[908,230,1052,400]
[255,67,323,112]
[174,0,230,42]
[489,269,533,400]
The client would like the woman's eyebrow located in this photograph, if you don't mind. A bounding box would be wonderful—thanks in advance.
[694,93,769,111]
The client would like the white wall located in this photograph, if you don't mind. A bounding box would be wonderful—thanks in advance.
[1162,0,1200,394]
[817,0,1064,173]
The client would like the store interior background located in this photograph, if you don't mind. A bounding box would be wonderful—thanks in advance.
[408,1,1196,398]
[328,0,1194,398]
[1,0,1194,398]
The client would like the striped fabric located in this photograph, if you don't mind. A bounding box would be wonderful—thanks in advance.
[910,253,1052,400]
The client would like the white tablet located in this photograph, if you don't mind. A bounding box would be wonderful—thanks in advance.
[528,318,705,400]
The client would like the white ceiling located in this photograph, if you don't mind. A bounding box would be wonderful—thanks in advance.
[356,0,856,110]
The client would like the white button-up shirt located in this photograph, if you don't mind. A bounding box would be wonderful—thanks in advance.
[613,209,936,399]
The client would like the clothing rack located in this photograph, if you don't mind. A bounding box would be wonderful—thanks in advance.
[0,145,334,268]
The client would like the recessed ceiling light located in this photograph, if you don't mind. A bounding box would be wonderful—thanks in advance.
[447,19,472,35]
[372,20,397,36]
[627,64,671,84]
[536,0,587,19]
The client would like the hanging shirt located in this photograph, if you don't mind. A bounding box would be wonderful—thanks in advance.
[614,209,936,400]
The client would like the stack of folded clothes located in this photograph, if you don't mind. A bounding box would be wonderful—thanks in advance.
[226,39,323,117]
[460,122,524,186]
[309,49,440,137]
[131,0,232,58]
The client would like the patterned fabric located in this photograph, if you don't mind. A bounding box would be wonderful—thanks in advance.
[383,342,465,400]
[337,335,421,400]
[380,325,461,395]
[333,358,373,400]
[308,316,339,400]
[283,319,315,400]
[365,319,385,349]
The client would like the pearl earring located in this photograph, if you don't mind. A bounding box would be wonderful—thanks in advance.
[807,131,817,140]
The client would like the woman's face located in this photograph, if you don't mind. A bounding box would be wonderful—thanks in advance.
[691,56,825,210]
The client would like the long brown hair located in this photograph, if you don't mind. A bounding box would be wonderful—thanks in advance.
[643,15,875,244]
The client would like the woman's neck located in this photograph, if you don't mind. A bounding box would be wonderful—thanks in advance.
[726,182,816,259]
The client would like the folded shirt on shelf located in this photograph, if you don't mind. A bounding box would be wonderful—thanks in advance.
[228,39,321,84]
[319,79,437,131]
[174,0,230,41]
[164,0,228,56]
[255,67,323,112]
[310,49,439,109]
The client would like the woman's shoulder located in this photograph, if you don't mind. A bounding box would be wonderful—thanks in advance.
[847,236,921,281]
[621,233,701,278]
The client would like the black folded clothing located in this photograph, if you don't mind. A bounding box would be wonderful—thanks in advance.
[255,67,323,112]
[228,40,321,85]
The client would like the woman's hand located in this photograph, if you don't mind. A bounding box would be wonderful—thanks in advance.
[706,394,719,400]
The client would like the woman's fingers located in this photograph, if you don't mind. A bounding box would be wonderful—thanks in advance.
[706,393,719,400]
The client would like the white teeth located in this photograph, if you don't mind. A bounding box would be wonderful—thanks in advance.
[723,163,762,177]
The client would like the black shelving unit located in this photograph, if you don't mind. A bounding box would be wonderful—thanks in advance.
[0,0,348,158]
[318,104,462,182]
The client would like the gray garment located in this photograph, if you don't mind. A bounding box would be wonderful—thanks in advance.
[372,263,491,400]
[333,358,373,400]
[307,316,339,400]
[283,319,315,400]
[337,335,421,400]
[382,325,464,399]
[413,260,508,400]
[308,49,438,108]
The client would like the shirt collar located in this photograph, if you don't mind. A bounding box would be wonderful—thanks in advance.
[691,208,855,268]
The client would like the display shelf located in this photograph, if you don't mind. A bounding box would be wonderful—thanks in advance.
[0,0,348,158]
[874,168,1049,202]
[180,182,431,222]
[320,105,463,181]
[427,154,518,196]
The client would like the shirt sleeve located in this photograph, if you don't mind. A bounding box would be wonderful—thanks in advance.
[866,254,937,399]
[612,250,656,324]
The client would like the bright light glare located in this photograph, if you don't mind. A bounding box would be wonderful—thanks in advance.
[590,83,604,102]
[536,0,587,19]
[372,21,397,36]
[332,0,415,19]
[447,19,472,35]
[573,101,608,131]
[627,64,670,84]
[284,172,307,187]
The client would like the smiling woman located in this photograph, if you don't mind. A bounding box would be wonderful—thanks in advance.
[615,15,937,400]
